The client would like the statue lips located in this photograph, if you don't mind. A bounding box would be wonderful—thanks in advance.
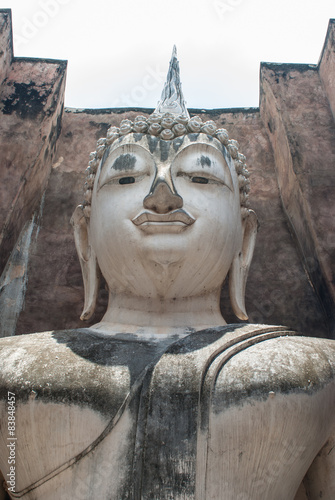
[132,209,195,234]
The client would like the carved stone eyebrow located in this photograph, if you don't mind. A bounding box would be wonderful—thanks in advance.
[199,155,212,168]
[111,153,137,172]
[98,142,156,190]
[175,143,230,170]
[172,142,234,190]
[101,142,153,173]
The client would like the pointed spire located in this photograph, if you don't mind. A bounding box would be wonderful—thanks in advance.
[154,46,190,118]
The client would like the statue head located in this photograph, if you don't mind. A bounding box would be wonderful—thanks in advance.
[71,48,258,329]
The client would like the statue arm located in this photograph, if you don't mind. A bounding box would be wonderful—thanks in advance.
[301,435,335,499]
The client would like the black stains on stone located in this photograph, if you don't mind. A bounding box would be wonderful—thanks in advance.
[286,131,303,172]
[65,107,155,115]
[166,326,236,355]
[65,131,73,139]
[112,153,136,171]
[189,107,259,116]
[159,140,171,162]
[48,107,63,151]
[98,124,109,138]
[221,143,227,156]
[56,59,67,71]
[261,62,317,74]
[0,10,11,27]
[141,389,198,496]
[45,72,65,118]
[147,135,158,154]
[0,327,164,418]
[46,329,181,417]
[0,11,12,58]
[134,133,143,142]
[213,374,326,413]
[200,155,211,168]
[2,82,52,119]
[88,121,110,140]
[43,146,50,161]
[65,106,259,118]
[173,136,184,152]
[13,56,67,67]
[188,133,200,142]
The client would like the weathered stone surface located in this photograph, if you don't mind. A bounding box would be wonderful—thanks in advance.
[0,218,36,337]
[215,110,330,337]
[14,108,329,338]
[0,9,66,277]
[1,325,335,498]
[260,57,335,336]
[0,12,334,340]
[319,19,335,121]
[0,9,12,86]
[15,110,136,334]
[1,20,335,499]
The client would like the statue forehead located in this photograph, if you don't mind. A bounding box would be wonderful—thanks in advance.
[103,132,231,168]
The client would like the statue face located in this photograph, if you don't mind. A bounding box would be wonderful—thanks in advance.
[89,133,243,299]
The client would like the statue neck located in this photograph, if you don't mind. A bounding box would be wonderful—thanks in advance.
[91,290,226,336]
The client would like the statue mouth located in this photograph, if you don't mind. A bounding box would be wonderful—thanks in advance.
[132,209,195,233]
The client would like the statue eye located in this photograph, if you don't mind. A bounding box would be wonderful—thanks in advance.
[191,176,209,184]
[119,176,135,185]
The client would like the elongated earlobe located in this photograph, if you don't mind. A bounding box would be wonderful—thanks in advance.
[71,205,100,321]
[229,210,258,320]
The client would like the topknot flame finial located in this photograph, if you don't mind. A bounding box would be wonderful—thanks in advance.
[81,48,251,217]
[154,45,190,118]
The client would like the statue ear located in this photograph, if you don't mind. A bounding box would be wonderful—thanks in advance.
[71,206,100,321]
[229,210,258,321]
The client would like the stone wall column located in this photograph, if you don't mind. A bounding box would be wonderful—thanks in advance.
[260,62,335,338]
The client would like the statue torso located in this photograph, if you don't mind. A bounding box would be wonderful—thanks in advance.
[0,326,335,500]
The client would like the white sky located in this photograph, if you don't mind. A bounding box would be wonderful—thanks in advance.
[5,0,335,110]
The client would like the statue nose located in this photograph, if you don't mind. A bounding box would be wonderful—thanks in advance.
[143,180,183,214]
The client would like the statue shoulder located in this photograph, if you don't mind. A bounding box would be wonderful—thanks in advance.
[0,330,58,374]
[0,329,130,418]
[226,334,335,376]
[212,333,335,406]
[0,330,83,401]
[0,329,87,373]
[196,330,335,498]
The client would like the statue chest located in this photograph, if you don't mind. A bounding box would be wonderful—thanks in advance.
[4,358,333,500]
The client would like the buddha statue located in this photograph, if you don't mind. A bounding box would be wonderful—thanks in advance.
[0,48,334,500]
